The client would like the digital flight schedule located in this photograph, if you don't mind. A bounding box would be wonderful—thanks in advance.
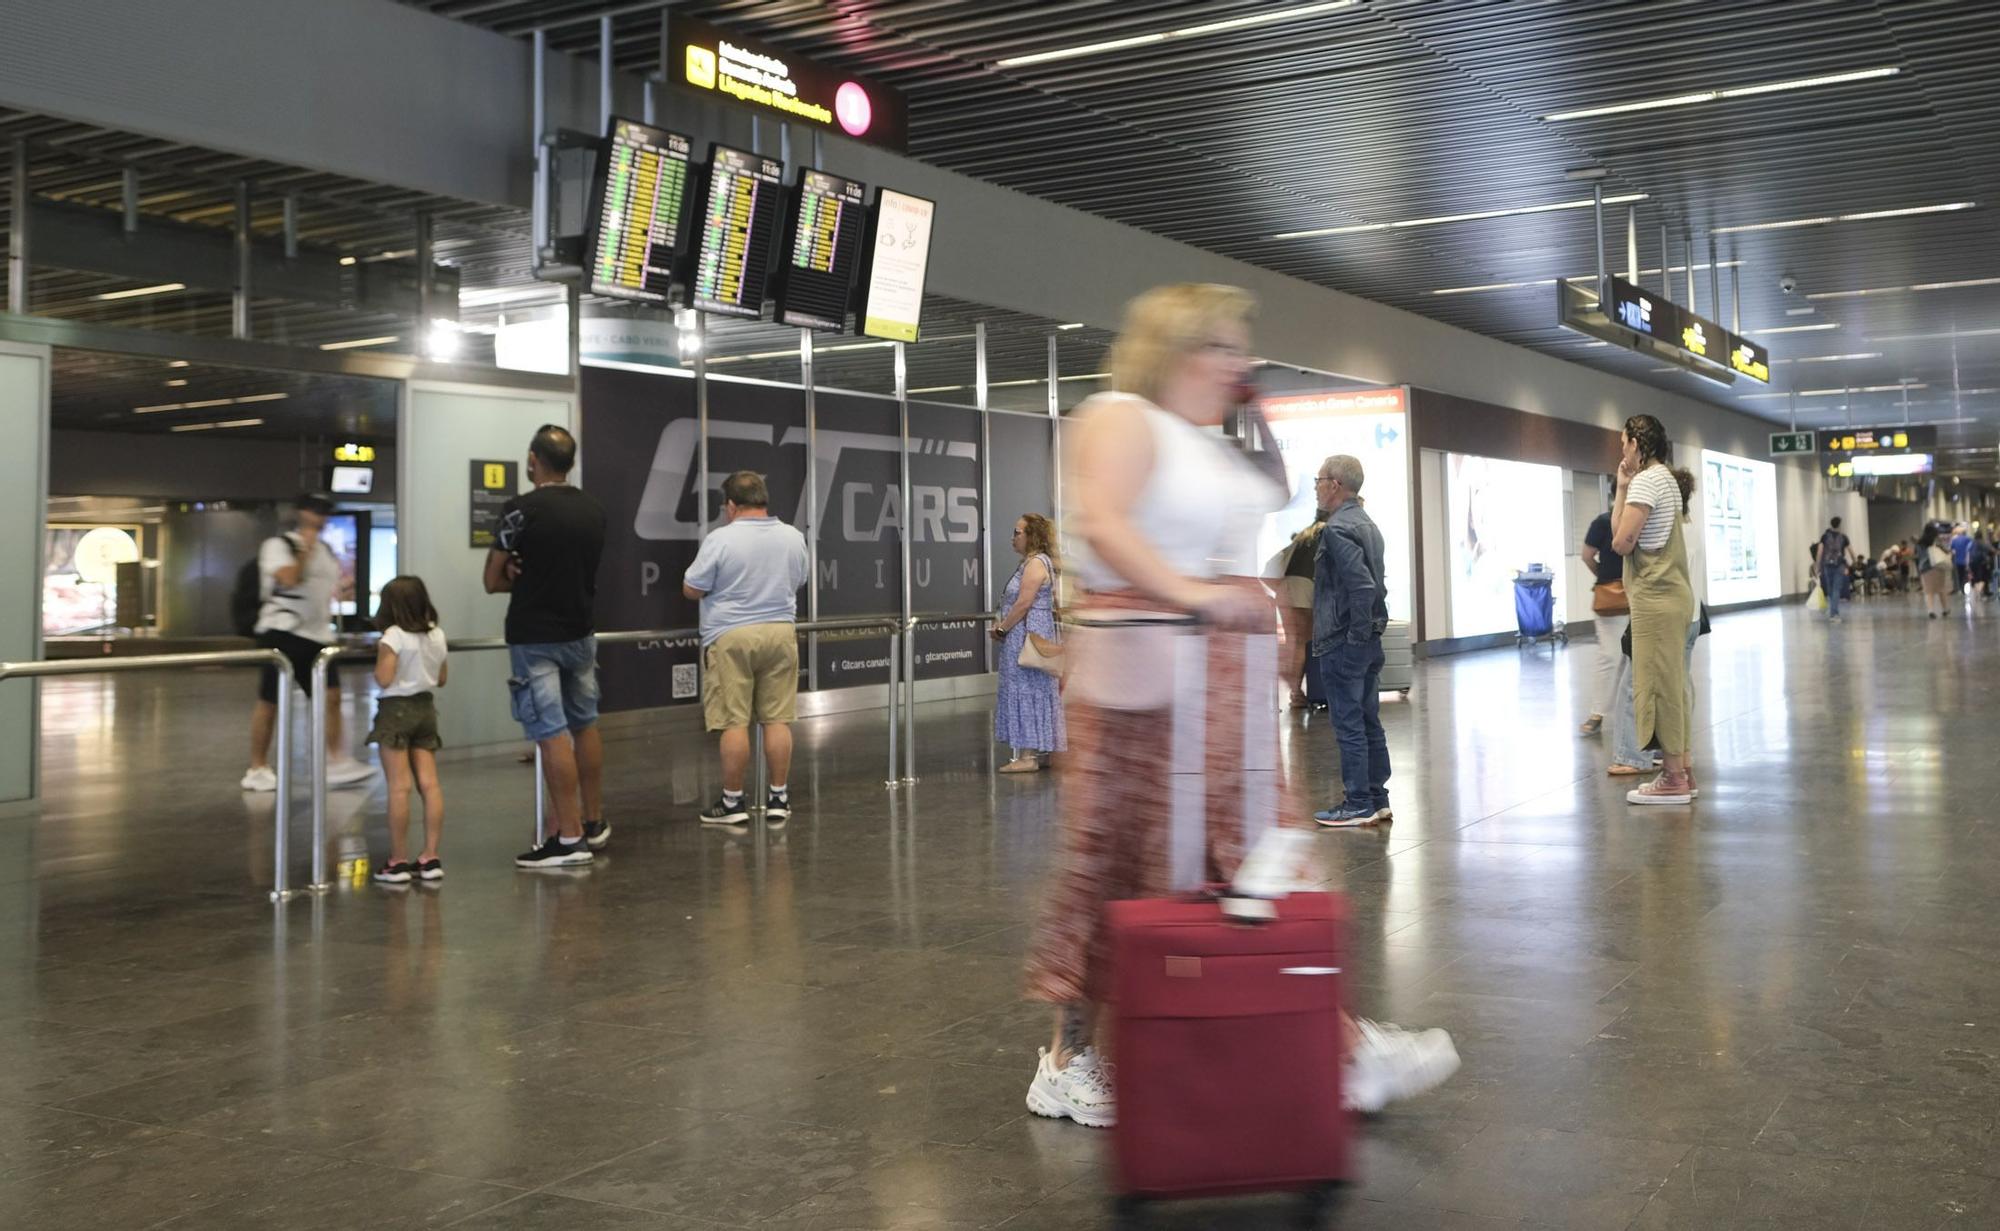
[774,169,867,331]
[586,120,693,304]
[688,144,784,319]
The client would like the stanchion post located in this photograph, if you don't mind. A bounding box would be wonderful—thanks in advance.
[751,723,766,816]
[902,620,918,784]
[270,655,294,902]
[309,647,335,890]
[534,743,547,845]
[884,628,900,788]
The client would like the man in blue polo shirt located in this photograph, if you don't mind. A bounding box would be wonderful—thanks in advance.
[683,470,810,825]
[1951,523,1974,594]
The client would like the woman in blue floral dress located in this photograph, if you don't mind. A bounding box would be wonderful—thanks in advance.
[993,513,1066,772]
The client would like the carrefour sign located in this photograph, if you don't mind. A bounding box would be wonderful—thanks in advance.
[666,15,908,153]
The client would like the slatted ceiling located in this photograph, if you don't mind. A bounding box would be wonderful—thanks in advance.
[50,351,400,442]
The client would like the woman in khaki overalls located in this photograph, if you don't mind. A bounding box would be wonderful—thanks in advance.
[1610,414,1697,805]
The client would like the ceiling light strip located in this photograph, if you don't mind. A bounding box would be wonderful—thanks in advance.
[1808,275,2000,301]
[1431,261,1743,295]
[996,1,1354,67]
[1277,193,1646,240]
[319,335,401,351]
[1542,66,1899,121]
[1715,202,1974,234]
[93,282,187,301]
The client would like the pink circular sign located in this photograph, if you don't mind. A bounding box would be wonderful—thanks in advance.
[835,82,872,136]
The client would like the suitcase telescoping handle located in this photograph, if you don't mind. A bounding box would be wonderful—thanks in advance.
[1060,612,1203,630]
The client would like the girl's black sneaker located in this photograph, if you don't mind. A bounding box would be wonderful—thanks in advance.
[372,861,415,885]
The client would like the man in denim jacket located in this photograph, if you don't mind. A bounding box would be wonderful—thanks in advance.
[1309,454,1391,828]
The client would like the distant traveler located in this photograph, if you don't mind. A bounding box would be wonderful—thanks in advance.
[367,575,448,885]
[1817,517,1852,623]
[1021,283,1456,1131]
[1579,495,1624,736]
[486,424,608,868]
[1918,522,1952,618]
[1611,414,1696,805]
[1971,530,1992,599]
[240,492,374,792]
[1951,523,1973,593]
[1310,454,1393,828]
[991,513,1066,773]
[1277,513,1325,708]
[682,469,811,824]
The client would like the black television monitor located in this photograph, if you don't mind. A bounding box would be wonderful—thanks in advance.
[771,168,868,332]
[584,118,695,304]
[854,187,936,342]
[682,143,784,319]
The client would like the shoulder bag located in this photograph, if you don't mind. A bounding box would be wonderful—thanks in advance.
[1590,579,1629,616]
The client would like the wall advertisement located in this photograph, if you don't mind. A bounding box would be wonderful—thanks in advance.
[1443,453,1567,638]
[580,364,982,713]
[1256,388,1412,623]
[1700,448,1781,606]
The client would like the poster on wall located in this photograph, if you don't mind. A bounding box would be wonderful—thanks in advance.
[1700,448,1780,605]
[1256,387,1412,622]
[579,364,983,713]
[1443,453,1567,638]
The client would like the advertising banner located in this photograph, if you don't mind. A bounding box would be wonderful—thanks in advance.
[1700,449,1780,605]
[1444,453,1567,637]
[579,365,983,713]
[1256,387,1412,622]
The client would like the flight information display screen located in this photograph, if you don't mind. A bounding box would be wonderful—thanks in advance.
[586,119,693,304]
[774,169,867,331]
[687,144,784,318]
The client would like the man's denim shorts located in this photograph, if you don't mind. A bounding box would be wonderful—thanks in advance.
[507,636,599,742]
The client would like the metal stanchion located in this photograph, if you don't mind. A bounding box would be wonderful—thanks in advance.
[902,621,918,784]
[309,647,338,891]
[884,627,901,788]
[751,723,767,816]
[533,743,547,845]
[271,666,293,901]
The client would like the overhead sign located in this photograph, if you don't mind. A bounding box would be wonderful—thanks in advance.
[857,189,936,342]
[333,442,376,463]
[665,15,909,153]
[1260,387,1408,418]
[1822,426,1937,478]
[1583,277,1770,387]
[1769,430,1815,456]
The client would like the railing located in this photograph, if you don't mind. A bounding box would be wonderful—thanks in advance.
[306,616,905,888]
[0,648,304,902]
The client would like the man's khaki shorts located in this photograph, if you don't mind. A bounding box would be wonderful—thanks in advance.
[702,622,800,731]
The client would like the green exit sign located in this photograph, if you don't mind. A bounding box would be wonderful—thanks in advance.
[1771,431,1816,455]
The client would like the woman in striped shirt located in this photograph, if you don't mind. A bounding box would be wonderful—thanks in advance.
[1610,414,1697,805]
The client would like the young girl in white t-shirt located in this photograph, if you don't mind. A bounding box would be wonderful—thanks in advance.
[367,575,449,884]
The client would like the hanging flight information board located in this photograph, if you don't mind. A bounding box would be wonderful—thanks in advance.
[685,144,783,319]
[773,169,866,331]
[857,188,936,343]
[586,119,693,304]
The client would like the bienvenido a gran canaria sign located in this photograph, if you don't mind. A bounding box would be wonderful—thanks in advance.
[666,15,909,154]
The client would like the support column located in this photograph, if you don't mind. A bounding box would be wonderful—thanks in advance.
[232,181,252,340]
[976,322,993,672]
[6,139,27,314]
[802,328,819,690]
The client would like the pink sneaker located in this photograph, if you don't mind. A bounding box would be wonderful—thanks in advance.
[1627,774,1693,805]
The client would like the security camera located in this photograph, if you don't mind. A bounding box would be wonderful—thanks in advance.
[1779,274,1798,294]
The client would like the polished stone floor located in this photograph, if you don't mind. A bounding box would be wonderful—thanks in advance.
[4,596,1999,1228]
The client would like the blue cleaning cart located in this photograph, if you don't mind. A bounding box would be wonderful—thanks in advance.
[1513,565,1567,649]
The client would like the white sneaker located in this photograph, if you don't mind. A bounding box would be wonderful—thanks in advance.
[239,766,278,792]
[1343,1019,1460,1114]
[327,758,377,787]
[1025,1047,1116,1128]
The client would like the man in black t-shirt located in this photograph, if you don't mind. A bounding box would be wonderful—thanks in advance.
[484,424,610,868]
[1579,501,1624,735]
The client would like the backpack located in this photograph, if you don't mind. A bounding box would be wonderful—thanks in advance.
[1818,529,1844,566]
[230,557,263,636]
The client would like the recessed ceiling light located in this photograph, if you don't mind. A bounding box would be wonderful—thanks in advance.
[1752,323,1840,334]
[1714,202,1975,234]
[338,256,357,266]
[1786,307,1817,316]
[93,282,186,301]
[232,392,289,404]
[167,360,190,368]
[1276,194,1647,240]
[165,379,188,387]
[1741,383,1927,399]
[1872,327,2000,342]
[995,1,1354,67]
[1056,322,1086,330]
[1542,66,1901,122]
[1808,275,2000,301]
[1788,353,1883,363]
[319,335,401,351]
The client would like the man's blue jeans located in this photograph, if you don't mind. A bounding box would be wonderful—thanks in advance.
[1820,564,1843,617]
[1319,637,1390,807]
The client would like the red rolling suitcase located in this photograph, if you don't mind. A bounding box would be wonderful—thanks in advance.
[1107,889,1350,1226]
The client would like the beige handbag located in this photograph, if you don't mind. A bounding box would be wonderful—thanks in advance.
[1018,631,1064,676]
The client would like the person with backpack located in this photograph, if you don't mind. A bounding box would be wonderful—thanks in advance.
[1918,522,1952,618]
[1816,517,1852,624]
[241,493,374,791]
[368,576,449,885]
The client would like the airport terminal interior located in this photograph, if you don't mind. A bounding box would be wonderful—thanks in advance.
[3,1,2000,1227]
